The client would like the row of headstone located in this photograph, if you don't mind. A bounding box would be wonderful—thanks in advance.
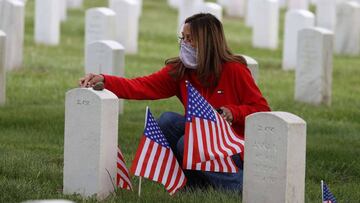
[35,0,61,45]
[0,0,25,70]
[315,0,360,56]
[63,87,307,202]
[244,0,360,57]
[246,0,307,28]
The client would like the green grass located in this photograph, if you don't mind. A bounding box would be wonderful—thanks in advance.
[0,0,359,202]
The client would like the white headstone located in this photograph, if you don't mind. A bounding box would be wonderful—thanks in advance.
[243,112,307,203]
[245,0,256,27]
[135,0,142,16]
[225,0,246,18]
[35,0,60,45]
[217,0,228,7]
[85,40,124,76]
[282,10,315,70]
[288,0,309,10]
[66,0,82,9]
[59,0,67,22]
[0,0,24,70]
[168,0,180,9]
[295,27,333,106]
[316,0,337,31]
[85,8,117,47]
[279,0,287,8]
[109,0,140,54]
[252,0,279,50]
[64,88,119,200]
[0,0,4,16]
[242,55,258,83]
[85,40,125,114]
[335,1,360,56]
[196,2,223,21]
[178,0,203,30]
[0,31,5,105]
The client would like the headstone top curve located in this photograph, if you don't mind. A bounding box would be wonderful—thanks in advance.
[246,111,306,124]
[300,27,334,35]
[90,40,125,50]
[66,88,117,100]
[88,7,116,16]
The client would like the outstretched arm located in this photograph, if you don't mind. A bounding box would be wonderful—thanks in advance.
[97,66,178,100]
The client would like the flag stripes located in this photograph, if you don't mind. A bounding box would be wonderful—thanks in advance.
[131,137,187,195]
[116,147,133,190]
[130,108,187,195]
[183,113,244,172]
[183,82,245,173]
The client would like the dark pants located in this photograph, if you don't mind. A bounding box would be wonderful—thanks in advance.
[157,112,243,192]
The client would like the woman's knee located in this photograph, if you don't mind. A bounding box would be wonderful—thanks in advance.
[157,112,182,129]
[176,136,185,156]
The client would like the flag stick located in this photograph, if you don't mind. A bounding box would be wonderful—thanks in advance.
[138,107,148,198]
[138,177,142,197]
[321,180,324,203]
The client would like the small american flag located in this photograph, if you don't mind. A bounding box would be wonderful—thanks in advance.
[116,147,133,190]
[322,180,337,203]
[130,107,187,195]
[183,81,244,172]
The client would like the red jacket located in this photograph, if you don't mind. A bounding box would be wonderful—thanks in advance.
[103,61,270,139]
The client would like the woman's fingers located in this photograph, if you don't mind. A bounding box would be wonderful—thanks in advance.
[219,107,233,124]
[88,75,101,87]
[78,75,89,87]
[78,73,105,88]
[80,73,93,87]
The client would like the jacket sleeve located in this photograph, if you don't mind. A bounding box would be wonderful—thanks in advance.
[225,64,271,125]
[102,65,178,100]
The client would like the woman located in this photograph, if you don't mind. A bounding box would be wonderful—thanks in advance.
[79,13,270,191]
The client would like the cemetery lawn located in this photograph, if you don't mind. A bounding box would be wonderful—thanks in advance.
[1,0,359,202]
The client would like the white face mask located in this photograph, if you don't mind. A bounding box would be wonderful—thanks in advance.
[179,40,197,69]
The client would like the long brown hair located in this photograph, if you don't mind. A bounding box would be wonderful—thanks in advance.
[166,13,246,87]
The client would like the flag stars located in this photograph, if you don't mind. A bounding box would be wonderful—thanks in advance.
[185,83,216,122]
[144,111,170,148]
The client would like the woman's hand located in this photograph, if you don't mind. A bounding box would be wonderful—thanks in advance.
[219,107,233,125]
[78,73,104,88]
